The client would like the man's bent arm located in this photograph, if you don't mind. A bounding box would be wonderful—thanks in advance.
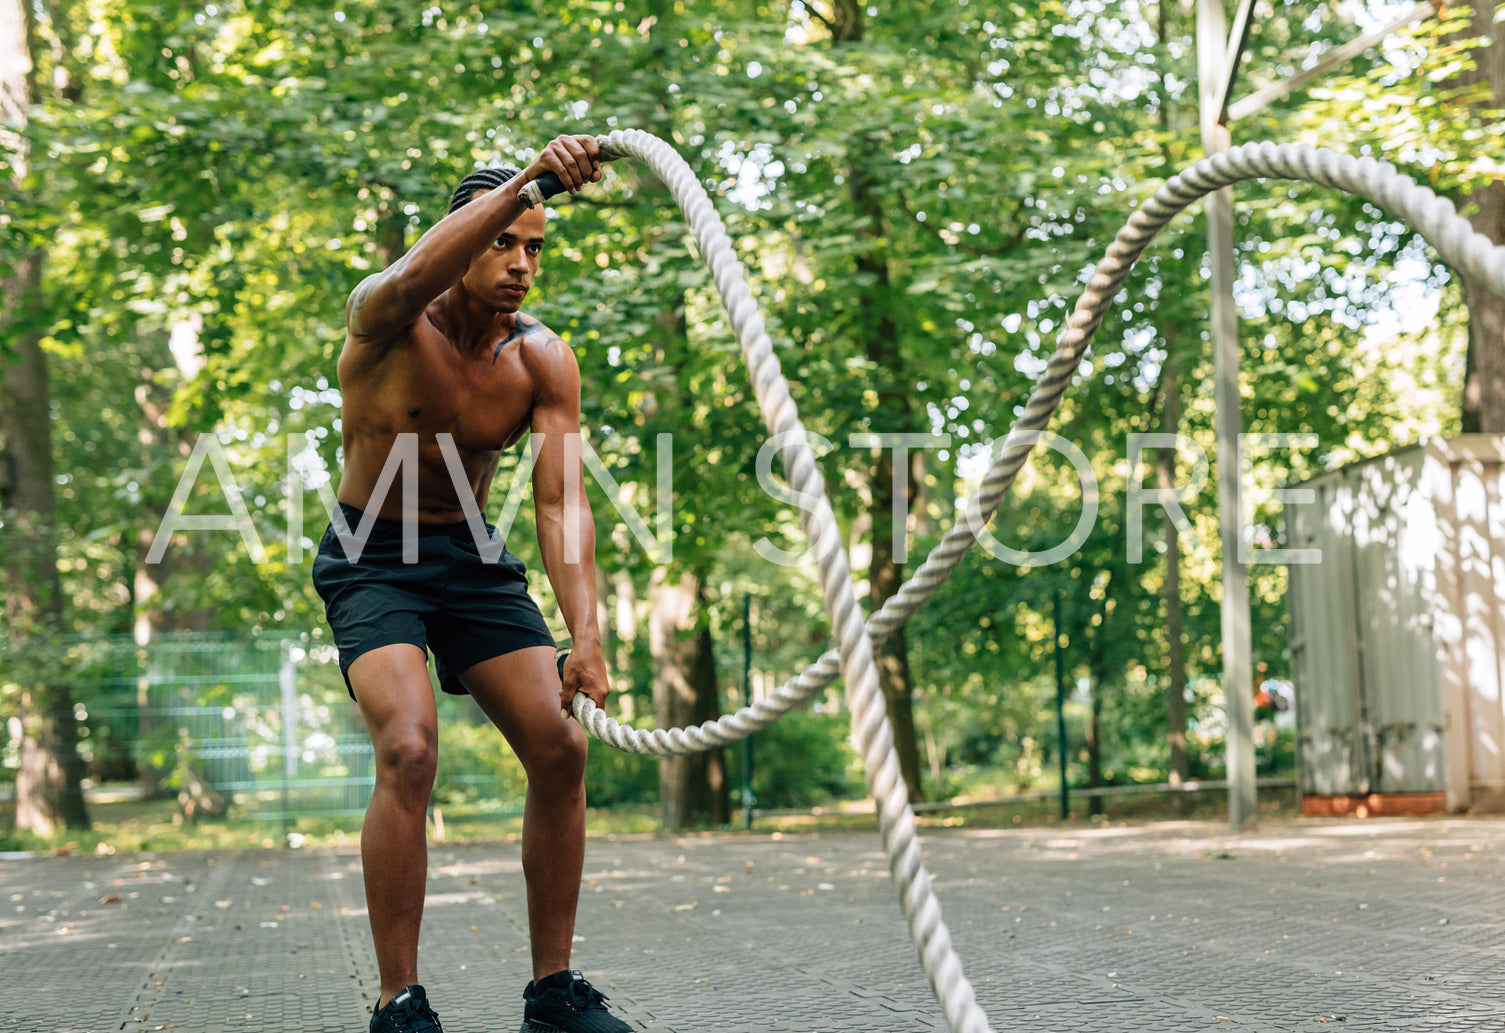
[526,336,608,709]
[347,135,603,340]
[346,184,531,339]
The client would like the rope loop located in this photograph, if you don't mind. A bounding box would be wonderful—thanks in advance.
[571,132,1505,1033]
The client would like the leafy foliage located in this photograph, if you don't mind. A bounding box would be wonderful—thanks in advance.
[3,0,1489,820]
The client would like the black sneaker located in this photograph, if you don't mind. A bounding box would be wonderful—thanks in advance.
[521,969,632,1032]
[370,985,443,1033]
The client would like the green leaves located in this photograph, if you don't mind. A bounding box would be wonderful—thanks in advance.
[8,0,1472,797]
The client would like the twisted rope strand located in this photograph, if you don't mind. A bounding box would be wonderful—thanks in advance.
[583,128,990,1033]
[570,133,1505,1033]
[575,139,1505,758]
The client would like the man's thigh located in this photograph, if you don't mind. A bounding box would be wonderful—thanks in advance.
[457,646,580,771]
[348,643,440,750]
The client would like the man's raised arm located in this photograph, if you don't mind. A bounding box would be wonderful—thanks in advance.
[346,134,603,341]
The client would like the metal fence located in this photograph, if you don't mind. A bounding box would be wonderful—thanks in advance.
[52,633,525,830]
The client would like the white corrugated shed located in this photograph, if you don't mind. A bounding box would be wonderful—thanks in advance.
[1286,436,1505,813]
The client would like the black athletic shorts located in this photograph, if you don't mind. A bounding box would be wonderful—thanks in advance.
[312,503,555,700]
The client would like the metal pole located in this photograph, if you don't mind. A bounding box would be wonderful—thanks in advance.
[1227,3,1436,122]
[742,593,755,831]
[1198,0,1258,831]
[1053,589,1069,821]
[1200,0,1434,830]
[279,643,298,843]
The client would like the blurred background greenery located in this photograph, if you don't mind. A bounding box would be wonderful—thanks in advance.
[1,0,1498,849]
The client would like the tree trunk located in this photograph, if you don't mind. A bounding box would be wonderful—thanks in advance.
[1159,367,1190,790]
[921,715,945,797]
[831,0,926,802]
[611,570,639,720]
[648,383,728,828]
[1461,212,1505,432]
[650,569,728,831]
[11,676,90,835]
[868,442,926,801]
[632,108,728,830]
[688,582,729,825]
[132,326,215,798]
[0,0,89,834]
[1153,1,1192,797]
[375,189,407,270]
[1450,3,1505,432]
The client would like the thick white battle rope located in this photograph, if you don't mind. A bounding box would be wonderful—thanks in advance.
[569,133,1505,1033]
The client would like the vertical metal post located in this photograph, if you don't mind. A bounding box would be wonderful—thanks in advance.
[279,643,298,842]
[742,593,755,831]
[1198,0,1258,830]
[1053,589,1069,821]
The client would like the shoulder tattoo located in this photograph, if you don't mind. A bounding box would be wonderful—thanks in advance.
[348,276,378,321]
[493,314,543,364]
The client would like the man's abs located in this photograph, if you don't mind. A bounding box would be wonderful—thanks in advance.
[334,324,535,522]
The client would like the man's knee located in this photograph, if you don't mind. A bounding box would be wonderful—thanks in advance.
[522,720,588,787]
[374,728,439,796]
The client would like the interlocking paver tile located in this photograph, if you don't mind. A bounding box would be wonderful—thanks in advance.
[1,817,1502,1031]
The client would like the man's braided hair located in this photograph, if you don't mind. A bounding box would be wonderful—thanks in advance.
[448,165,523,215]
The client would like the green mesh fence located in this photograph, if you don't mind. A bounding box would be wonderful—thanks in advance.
[53,633,525,829]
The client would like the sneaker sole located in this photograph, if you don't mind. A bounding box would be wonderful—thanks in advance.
[519,1021,569,1033]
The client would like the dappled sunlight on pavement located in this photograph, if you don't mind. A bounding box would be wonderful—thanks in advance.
[1,817,1501,1031]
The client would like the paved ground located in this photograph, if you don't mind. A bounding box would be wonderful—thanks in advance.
[2,817,1503,1032]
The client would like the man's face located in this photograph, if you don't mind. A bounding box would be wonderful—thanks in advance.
[461,194,547,313]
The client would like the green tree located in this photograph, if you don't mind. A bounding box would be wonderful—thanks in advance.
[7,0,1487,829]
[1,0,89,834]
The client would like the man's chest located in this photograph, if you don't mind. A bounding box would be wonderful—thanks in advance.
[391,333,534,452]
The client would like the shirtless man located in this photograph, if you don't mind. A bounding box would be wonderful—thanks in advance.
[312,133,632,1033]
